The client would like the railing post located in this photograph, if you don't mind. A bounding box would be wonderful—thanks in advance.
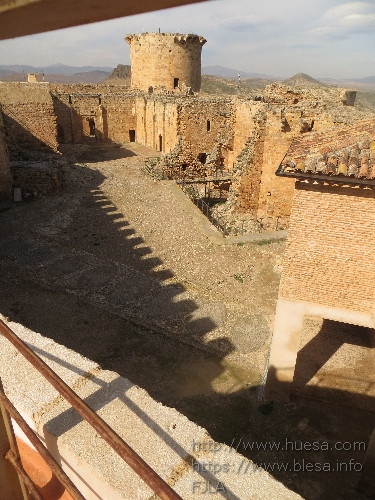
[0,378,30,499]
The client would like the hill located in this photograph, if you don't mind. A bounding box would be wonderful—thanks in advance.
[283,73,329,88]
[200,75,271,95]
[202,65,277,80]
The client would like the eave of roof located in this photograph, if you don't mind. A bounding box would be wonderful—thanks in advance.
[276,118,375,186]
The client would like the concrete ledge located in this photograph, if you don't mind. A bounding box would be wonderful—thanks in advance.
[0,319,303,499]
[167,181,287,246]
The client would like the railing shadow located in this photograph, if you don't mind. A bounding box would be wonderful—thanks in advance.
[0,119,373,499]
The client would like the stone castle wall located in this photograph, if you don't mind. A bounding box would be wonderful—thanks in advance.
[52,86,137,144]
[125,33,206,93]
[134,96,179,153]
[227,102,266,214]
[0,82,58,155]
[0,77,371,224]
[224,82,370,228]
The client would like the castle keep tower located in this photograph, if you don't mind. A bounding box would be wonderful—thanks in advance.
[125,32,206,92]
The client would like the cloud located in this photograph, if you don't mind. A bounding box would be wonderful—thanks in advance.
[220,15,269,32]
[290,44,318,50]
[311,1,375,38]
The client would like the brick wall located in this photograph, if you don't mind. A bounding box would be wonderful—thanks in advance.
[279,182,375,314]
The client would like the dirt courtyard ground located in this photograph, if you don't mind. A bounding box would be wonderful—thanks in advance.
[0,142,373,500]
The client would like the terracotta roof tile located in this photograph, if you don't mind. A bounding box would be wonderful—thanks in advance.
[277,118,375,184]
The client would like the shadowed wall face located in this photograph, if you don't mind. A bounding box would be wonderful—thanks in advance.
[0,82,58,154]
[294,317,375,412]
[0,110,12,201]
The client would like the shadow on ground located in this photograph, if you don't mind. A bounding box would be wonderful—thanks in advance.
[0,142,374,500]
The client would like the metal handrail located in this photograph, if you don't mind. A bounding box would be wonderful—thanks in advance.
[177,180,231,235]
[0,319,182,500]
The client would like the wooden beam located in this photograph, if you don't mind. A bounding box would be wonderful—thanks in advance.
[0,0,211,40]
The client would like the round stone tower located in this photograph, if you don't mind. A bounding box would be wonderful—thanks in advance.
[125,32,206,92]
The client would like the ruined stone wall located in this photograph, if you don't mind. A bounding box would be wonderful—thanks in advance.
[280,182,375,314]
[175,97,235,175]
[226,101,266,213]
[0,109,12,200]
[256,108,305,226]
[102,94,136,143]
[0,82,58,155]
[125,33,206,93]
[52,86,137,144]
[134,96,179,153]
[264,82,357,108]
[255,98,373,226]
[225,84,370,227]
[11,161,61,197]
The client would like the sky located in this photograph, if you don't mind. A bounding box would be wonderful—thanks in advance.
[1,0,375,79]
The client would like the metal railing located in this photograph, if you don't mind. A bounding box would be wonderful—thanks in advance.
[177,179,231,235]
[0,319,182,500]
[178,169,233,184]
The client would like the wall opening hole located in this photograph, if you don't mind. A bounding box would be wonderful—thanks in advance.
[197,153,207,164]
[159,134,163,152]
[88,118,95,136]
[207,120,211,132]
[174,78,179,89]
[129,129,136,142]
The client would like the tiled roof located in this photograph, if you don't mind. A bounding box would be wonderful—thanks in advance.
[277,118,375,185]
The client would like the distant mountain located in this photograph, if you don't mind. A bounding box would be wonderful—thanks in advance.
[320,76,375,89]
[0,68,15,77]
[47,71,111,84]
[43,64,114,76]
[202,65,277,80]
[353,76,375,84]
[283,73,328,89]
[0,69,111,84]
[0,64,114,76]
